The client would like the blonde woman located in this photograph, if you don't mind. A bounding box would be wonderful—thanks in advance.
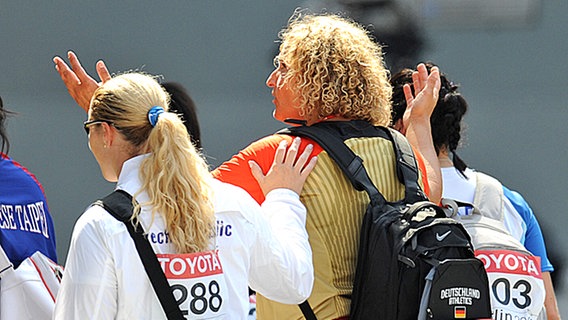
[54,72,316,319]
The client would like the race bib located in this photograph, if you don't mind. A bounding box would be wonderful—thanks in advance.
[157,250,227,319]
[475,249,545,320]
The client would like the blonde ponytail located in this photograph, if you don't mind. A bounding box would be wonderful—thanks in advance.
[140,112,215,253]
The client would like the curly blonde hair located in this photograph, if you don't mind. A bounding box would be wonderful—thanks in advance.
[91,72,215,253]
[276,12,392,126]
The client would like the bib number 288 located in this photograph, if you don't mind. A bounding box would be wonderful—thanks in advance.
[172,280,223,316]
[157,251,228,319]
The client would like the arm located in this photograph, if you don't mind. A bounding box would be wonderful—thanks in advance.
[502,187,560,319]
[542,271,561,320]
[412,146,432,198]
[246,138,317,303]
[403,63,442,204]
[248,189,314,303]
[52,51,111,112]
[503,187,553,271]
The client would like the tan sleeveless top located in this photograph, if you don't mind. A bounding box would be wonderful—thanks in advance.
[257,136,418,319]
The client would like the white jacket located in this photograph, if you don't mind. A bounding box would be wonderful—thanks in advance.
[54,155,313,319]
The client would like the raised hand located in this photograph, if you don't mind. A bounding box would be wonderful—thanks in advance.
[52,51,111,112]
[249,137,317,196]
[403,63,443,204]
[399,63,441,134]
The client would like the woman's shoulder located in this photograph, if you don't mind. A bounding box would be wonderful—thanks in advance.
[501,185,535,222]
[73,203,127,240]
[211,179,261,218]
[0,155,47,196]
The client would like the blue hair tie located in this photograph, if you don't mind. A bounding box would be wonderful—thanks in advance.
[148,106,165,127]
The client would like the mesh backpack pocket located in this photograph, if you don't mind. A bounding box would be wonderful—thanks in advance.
[420,258,491,319]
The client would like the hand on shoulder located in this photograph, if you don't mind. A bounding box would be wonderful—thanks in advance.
[249,137,317,196]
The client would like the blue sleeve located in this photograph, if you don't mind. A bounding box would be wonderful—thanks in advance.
[0,156,58,267]
[502,186,553,272]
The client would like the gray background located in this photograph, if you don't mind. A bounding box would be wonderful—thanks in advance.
[1,0,566,313]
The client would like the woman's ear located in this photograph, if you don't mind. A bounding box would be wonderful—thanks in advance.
[101,122,116,148]
[392,118,404,133]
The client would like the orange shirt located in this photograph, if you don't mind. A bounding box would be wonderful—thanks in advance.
[213,134,430,204]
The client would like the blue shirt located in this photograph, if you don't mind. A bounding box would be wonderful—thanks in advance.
[0,153,57,268]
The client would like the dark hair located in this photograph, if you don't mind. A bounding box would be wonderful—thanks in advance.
[0,96,16,154]
[161,82,201,149]
[390,62,469,175]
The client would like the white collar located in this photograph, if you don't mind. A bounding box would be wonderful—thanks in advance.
[116,154,149,201]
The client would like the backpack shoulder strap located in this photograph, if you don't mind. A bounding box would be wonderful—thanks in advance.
[279,124,381,320]
[473,171,505,222]
[96,190,184,320]
[382,127,427,203]
[97,189,136,222]
[279,124,383,204]
[279,124,427,203]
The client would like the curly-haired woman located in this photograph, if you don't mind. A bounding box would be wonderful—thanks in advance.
[214,12,441,319]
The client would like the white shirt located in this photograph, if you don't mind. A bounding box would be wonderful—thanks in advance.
[441,167,526,241]
[54,155,313,319]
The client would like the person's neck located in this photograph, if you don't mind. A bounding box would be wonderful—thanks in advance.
[438,149,454,168]
[308,115,350,125]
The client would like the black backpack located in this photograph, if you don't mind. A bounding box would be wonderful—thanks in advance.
[279,123,491,320]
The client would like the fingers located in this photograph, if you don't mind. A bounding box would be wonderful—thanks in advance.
[411,63,441,105]
[300,155,318,177]
[412,62,432,94]
[412,68,422,92]
[252,137,318,196]
[427,66,441,101]
[403,83,414,108]
[96,60,112,83]
[53,56,80,85]
[280,137,315,173]
[53,50,102,113]
[68,51,91,82]
[274,140,288,165]
[417,63,428,80]
[249,160,265,182]
[284,137,300,165]
[294,143,314,172]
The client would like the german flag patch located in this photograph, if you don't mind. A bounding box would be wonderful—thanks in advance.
[454,306,466,319]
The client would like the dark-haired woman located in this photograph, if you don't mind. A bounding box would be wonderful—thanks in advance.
[391,63,561,320]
